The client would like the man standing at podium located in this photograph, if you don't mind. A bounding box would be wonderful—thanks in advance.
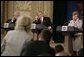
[6,11,21,30]
[33,11,52,30]
[33,11,52,40]
[34,11,52,33]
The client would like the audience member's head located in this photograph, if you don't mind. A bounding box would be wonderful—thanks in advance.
[15,16,31,33]
[55,45,64,53]
[39,29,52,43]
[73,51,77,56]
[37,53,52,56]
[78,48,83,56]
[55,53,69,56]
[55,45,69,56]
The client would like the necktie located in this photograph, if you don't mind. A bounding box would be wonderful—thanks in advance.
[40,17,43,25]
[40,17,43,28]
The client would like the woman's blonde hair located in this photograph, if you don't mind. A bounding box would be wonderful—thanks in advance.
[15,16,31,33]
[72,11,79,16]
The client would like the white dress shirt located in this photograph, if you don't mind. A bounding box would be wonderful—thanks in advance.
[40,17,43,23]
[68,19,83,52]
[68,19,82,29]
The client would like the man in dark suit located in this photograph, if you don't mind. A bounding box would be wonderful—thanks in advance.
[33,11,52,30]
[6,17,16,30]
[33,11,52,34]
[6,11,21,30]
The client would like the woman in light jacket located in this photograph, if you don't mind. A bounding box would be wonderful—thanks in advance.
[1,16,32,56]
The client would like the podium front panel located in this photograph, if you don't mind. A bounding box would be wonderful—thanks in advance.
[56,26,80,32]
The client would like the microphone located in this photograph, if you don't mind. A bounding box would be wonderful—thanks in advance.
[63,22,68,25]
[33,16,39,23]
[35,16,39,20]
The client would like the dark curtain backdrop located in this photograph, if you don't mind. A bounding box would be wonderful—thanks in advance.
[53,1,67,43]
[53,1,80,43]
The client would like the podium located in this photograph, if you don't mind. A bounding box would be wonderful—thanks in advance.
[31,24,47,40]
[56,26,81,55]
[1,23,15,32]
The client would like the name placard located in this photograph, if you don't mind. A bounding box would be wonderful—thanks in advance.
[61,26,68,31]
[4,23,9,28]
[31,24,36,29]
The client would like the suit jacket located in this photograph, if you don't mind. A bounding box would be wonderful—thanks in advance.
[20,41,55,56]
[33,17,52,34]
[6,19,16,23]
[68,19,82,29]
[34,17,52,27]
[6,19,17,30]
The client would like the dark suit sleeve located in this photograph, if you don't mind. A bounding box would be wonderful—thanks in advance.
[33,17,52,27]
[20,40,32,56]
[44,17,52,27]
[33,18,40,24]
[47,17,52,26]
[6,19,11,23]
